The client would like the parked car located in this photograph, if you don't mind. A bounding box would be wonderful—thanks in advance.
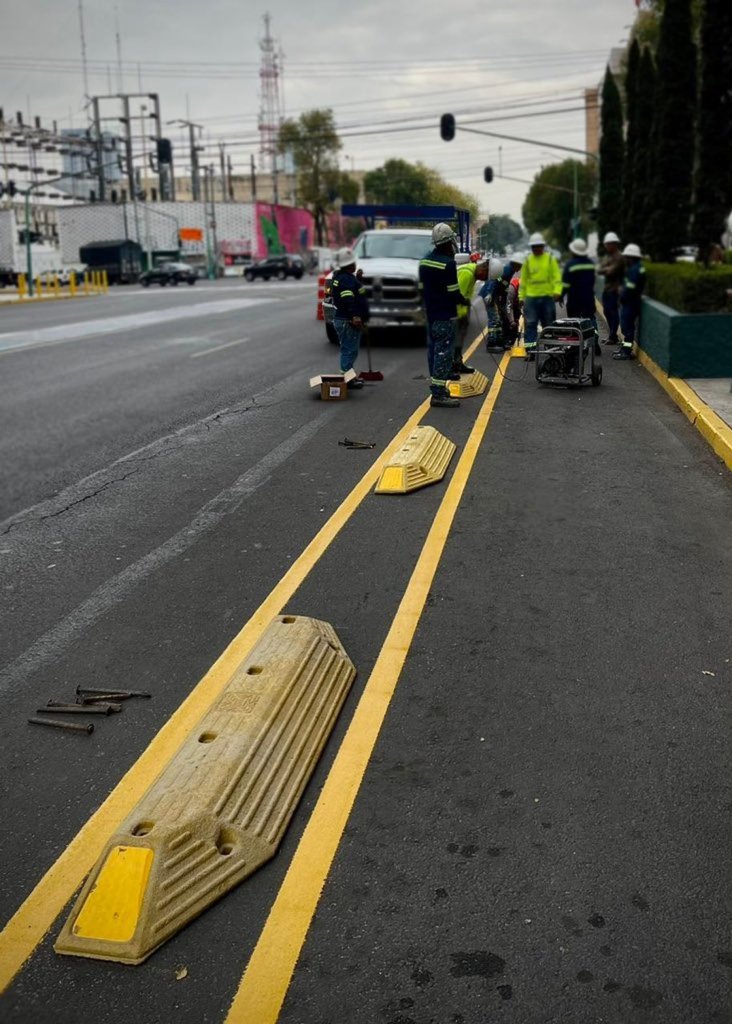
[139,261,198,287]
[243,254,304,281]
[0,266,17,288]
[58,264,87,285]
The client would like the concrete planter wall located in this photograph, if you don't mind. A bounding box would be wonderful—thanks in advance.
[640,297,732,377]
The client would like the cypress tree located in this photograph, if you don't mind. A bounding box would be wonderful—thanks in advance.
[598,67,625,243]
[634,47,657,235]
[646,0,697,261]
[622,40,643,241]
[692,0,732,262]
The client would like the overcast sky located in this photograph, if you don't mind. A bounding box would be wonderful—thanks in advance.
[1,0,635,223]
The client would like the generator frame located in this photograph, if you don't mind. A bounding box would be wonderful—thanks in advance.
[535,318,602,387]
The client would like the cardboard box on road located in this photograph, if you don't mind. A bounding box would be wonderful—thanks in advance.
[309,368,356,400]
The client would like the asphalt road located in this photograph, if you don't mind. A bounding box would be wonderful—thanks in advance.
[0,283,729,1024]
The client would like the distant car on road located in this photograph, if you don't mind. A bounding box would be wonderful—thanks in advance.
[673,246,698,264]
[244,254,304,281]
[139,261,198,287]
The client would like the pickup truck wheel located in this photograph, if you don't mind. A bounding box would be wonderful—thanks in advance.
[326,323,339,345]
[244,270,254,281]
[277,269,286,280]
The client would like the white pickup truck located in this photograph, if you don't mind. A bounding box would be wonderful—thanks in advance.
[323,228,431,343]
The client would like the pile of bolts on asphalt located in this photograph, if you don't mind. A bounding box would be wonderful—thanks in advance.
[28,686,151,735]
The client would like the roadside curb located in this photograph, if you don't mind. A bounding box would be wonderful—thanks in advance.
[0,294,101,307]
[635,345,732,471]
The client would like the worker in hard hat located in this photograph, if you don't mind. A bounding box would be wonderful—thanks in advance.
[613,243,646,361]
[330,247,369,388]
[518,233,562,358]
[419,223,462,408]
[500,252,524,348]
[505,258,523,346]
[562,239,597,324]
[479,257,509,349]
[598,231,624,345]
[454,252,490,374]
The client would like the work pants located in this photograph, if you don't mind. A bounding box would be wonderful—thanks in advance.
[455,316,470,363]
[427,318,456,398]
[602,289,620,340]
[334,318,361,373]
[619,302,640,350]
[523,295,556,349]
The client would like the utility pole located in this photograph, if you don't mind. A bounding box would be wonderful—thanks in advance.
[91,97,105,200]
[227,153,234,201]
[121,94,140,248]
[218,142,227,201]
[78,0,90,107]
[250,154,257,202]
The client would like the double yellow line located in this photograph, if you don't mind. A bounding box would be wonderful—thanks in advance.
[0,334,510,1019]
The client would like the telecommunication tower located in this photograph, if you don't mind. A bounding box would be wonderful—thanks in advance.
[258,13,284,203]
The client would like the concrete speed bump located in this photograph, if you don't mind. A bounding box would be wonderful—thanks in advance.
[54,615,356,965]
[375,425,456,494]
[448,369,489,399]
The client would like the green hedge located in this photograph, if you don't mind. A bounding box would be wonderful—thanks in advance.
[645,262,732,313]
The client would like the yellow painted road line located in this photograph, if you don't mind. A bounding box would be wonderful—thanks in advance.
[0,329,486,992]
[635,346,732,472]
[225,349,512,1024]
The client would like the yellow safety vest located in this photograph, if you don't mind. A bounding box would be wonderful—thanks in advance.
[519,252,562,300]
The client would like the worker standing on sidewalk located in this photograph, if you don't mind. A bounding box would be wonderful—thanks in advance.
[419,223,462,408]
[519,233,562,359]
[562,239,597,326]
[330,247,369,388]
[454,252,490,375]
[613,243,646,361]
[598,231,624,345]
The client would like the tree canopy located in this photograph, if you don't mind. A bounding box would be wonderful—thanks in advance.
[278,108,344,244]
[363,158,480,224]
[476,215,524,253]
[521,160,598,249]
[597,67,625,243]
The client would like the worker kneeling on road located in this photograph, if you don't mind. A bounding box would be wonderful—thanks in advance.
[454,252,490,375]
[479,257,511,350]
[614,243,646,361]
[419,223,462,408]
[331,247,369,388]
[519,233,562,359]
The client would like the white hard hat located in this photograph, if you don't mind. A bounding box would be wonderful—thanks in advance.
[569,238,588,256]
[454,252,471,265]
[529,232,546,247]
[432,222,457,245]
[488,257,504,280]
[511,252,525,265]
[603,231,620,244]
[335,247,356,269]
[622,243,642,258]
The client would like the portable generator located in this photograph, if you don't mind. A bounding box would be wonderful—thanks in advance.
[535,318,602,387]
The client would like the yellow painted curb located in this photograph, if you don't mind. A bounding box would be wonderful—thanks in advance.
[635,347,732,471]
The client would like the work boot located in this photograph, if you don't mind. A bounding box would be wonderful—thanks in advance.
[347,377,365,388]
[603,335,618,346]
[430,394,460,408]
[612,348,631,360]
[452,361,476,375]
[447,370,462,381]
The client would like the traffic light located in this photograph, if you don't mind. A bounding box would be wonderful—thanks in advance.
[0,180,17,197]
[440,113,455,141]
[484,167,494,184]
[156,138,172,164]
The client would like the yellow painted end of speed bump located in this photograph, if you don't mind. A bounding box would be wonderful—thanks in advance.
[54,615,355,965]
[73,847,153,943]
[375,425,456,494]
[448,369,489,399]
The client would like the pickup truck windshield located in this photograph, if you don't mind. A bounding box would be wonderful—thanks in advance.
[354,234,431,261]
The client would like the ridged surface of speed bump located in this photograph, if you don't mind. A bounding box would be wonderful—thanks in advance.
[54,615,356,964]
[375,424,456,494]
[448,368,489,399]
